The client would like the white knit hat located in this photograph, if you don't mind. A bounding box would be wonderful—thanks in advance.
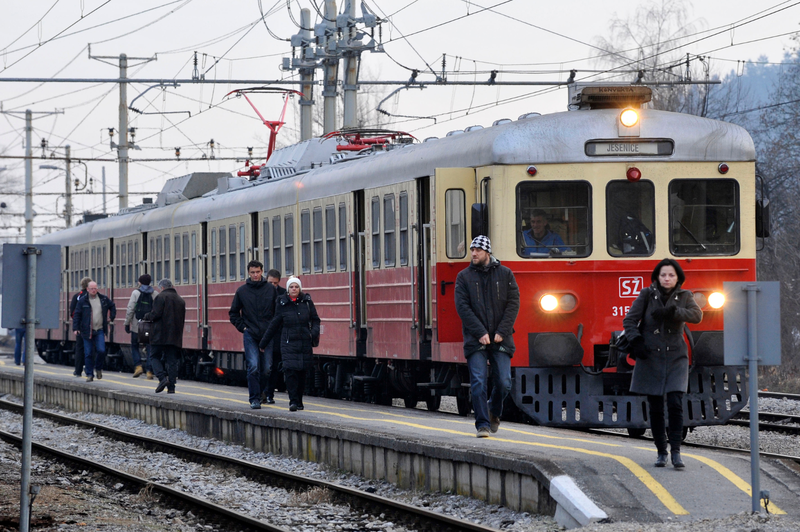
[286,276,302,291]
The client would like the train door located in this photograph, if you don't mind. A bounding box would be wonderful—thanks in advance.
[433,168,476,348]
[249,212,258,262]
[352,190,367,355]
[200,222,209,350]
[416,177,432,357]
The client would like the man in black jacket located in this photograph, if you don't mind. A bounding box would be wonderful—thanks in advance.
[69,277,92,377]
[144,278,186,394]
[455,236,520,438]
[73,281,117,383]
[229,260,278,409]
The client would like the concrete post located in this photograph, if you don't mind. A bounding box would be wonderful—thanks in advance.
[65,145,72,228]
[299,8,314,141]
[342,0,359,129]
[118,54,128,211]
[24,110,33,244]
[323,0,338,134]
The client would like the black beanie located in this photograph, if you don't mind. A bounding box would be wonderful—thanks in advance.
[651,258,685,285]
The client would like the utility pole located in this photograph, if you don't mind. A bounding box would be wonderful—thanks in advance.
[25,110,32,243]
[64,145,72,228]
[322,0,339,134]
[299,8,314,141]
[102,167,107,215]
[89,50,155,211]
[342,0,359,129]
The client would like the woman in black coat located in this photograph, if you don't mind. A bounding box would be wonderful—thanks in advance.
[623,258,702,469]
[260,277,320,411]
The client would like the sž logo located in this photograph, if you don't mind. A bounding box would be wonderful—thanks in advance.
[619,276,644,298]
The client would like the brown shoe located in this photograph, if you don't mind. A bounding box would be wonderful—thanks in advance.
[96,369,102,380]
[489,413,501,433]
[132,365,144,378]
[146,371,155,380]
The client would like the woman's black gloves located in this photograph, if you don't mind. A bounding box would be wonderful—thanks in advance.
[630,336,648,360]
[651,305,676,321]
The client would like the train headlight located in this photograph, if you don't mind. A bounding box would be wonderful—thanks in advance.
[708,292,725,309]
[559,293,577,311]
[620,108,639,127]
[540,294,559,312]
[693,292,707,309]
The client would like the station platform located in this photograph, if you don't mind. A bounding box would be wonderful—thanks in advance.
[1,357,799,529]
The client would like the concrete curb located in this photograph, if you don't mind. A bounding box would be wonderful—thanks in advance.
[549,475,608,529]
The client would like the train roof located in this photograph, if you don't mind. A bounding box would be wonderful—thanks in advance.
[37,108,755,247]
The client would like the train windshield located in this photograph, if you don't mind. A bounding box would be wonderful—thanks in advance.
[606,180,655,257]
[516,182,591,258]
[669,179,739,256]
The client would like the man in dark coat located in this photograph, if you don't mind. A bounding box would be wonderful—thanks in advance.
[73,281,116,382]
[623,258,702,468]
[68,276,91,376]
[455,236,520,438]
[259,277,320,412]
[263,269,286,404]
[229,260,278,409]
[144,278,186,394]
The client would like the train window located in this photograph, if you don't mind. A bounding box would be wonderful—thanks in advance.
[339,203,347,271]
[400,193,409,266]
[516,181,592,258]
[192,232,197,284]
[384,194,396,267]
[128,241,133,286]
[301,209,311,274]
[325,205,336,272]
[156,236,163,282]
[219,227,227,280]
[228,226,236,281]
[91,247,96,283]
[163,236,170,283]
[103,246,107,287]
[606,180,655,257]
[239,224,245,280]
[371,196,381,268]
[313,207,323,273]
[174,234,181,284]
[669,179,739,256]
[149,238,155,283]
[134,241,139,282]
[262,220,270,271]
[445,189,466,259]
[284,213,294,276]
[272,216,282,275]
[211,229,217,282]
[183,232,190,284]
[121,243,127,287]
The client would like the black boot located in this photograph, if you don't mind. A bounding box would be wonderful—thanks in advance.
[655,454,669,467]
[671,452,685,469]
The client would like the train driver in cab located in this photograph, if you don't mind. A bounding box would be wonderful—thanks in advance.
[521,209,568,256]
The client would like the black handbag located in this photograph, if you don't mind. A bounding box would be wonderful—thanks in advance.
[137,319,154,345]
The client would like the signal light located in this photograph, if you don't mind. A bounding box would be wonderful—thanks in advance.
[526,165,537,177]
[213,367,225,376]
[620,108,639,127]
[718,163,729,174]
[626,167,642,182]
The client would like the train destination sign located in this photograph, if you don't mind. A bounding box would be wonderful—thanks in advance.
[585,139,674,156]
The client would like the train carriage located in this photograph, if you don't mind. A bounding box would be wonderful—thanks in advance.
[36,85,763,432]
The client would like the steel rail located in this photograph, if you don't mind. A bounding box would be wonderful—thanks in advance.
[0,398,497,532]
[758,391,800,402]
[0,428,289,532]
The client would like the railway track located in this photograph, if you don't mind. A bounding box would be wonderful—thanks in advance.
[0,398,497,532]
[729,411,800,436]
[758,391,800,402]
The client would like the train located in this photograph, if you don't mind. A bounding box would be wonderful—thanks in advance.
[35,83,766,435]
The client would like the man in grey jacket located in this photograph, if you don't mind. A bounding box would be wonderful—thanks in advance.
[124,274,155,378]
[455,236,520,438]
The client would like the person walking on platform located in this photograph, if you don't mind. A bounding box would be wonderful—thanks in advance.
[68,277,92,376]
[263,269,286,404]
[259,277,320,412]
[623,258,702,469]
[124,274,155,379]
[73,281,116,383]
[455,236,520,438]
[229,260,277,410]
[13,328,26,366]
[143,279,186,394]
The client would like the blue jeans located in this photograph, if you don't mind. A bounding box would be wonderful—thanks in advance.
[467,346,512,430]
[243,330,272,404]
[14,328,26,365]
[130,332,153,372]
[82,331,106,377]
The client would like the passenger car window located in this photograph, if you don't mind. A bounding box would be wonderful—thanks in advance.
[516,181,591,258]
[670,179,739,256]
[606,180,655,256]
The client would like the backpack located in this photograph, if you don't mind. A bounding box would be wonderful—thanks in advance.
[134,290,153,320]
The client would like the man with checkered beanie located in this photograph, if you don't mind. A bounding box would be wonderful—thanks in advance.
[455,235,520,438]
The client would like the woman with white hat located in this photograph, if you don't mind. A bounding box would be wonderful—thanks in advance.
[260,277,320,411]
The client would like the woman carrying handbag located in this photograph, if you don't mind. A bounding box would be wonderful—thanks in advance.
[623,258,702,469]
[260,277,320,411]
